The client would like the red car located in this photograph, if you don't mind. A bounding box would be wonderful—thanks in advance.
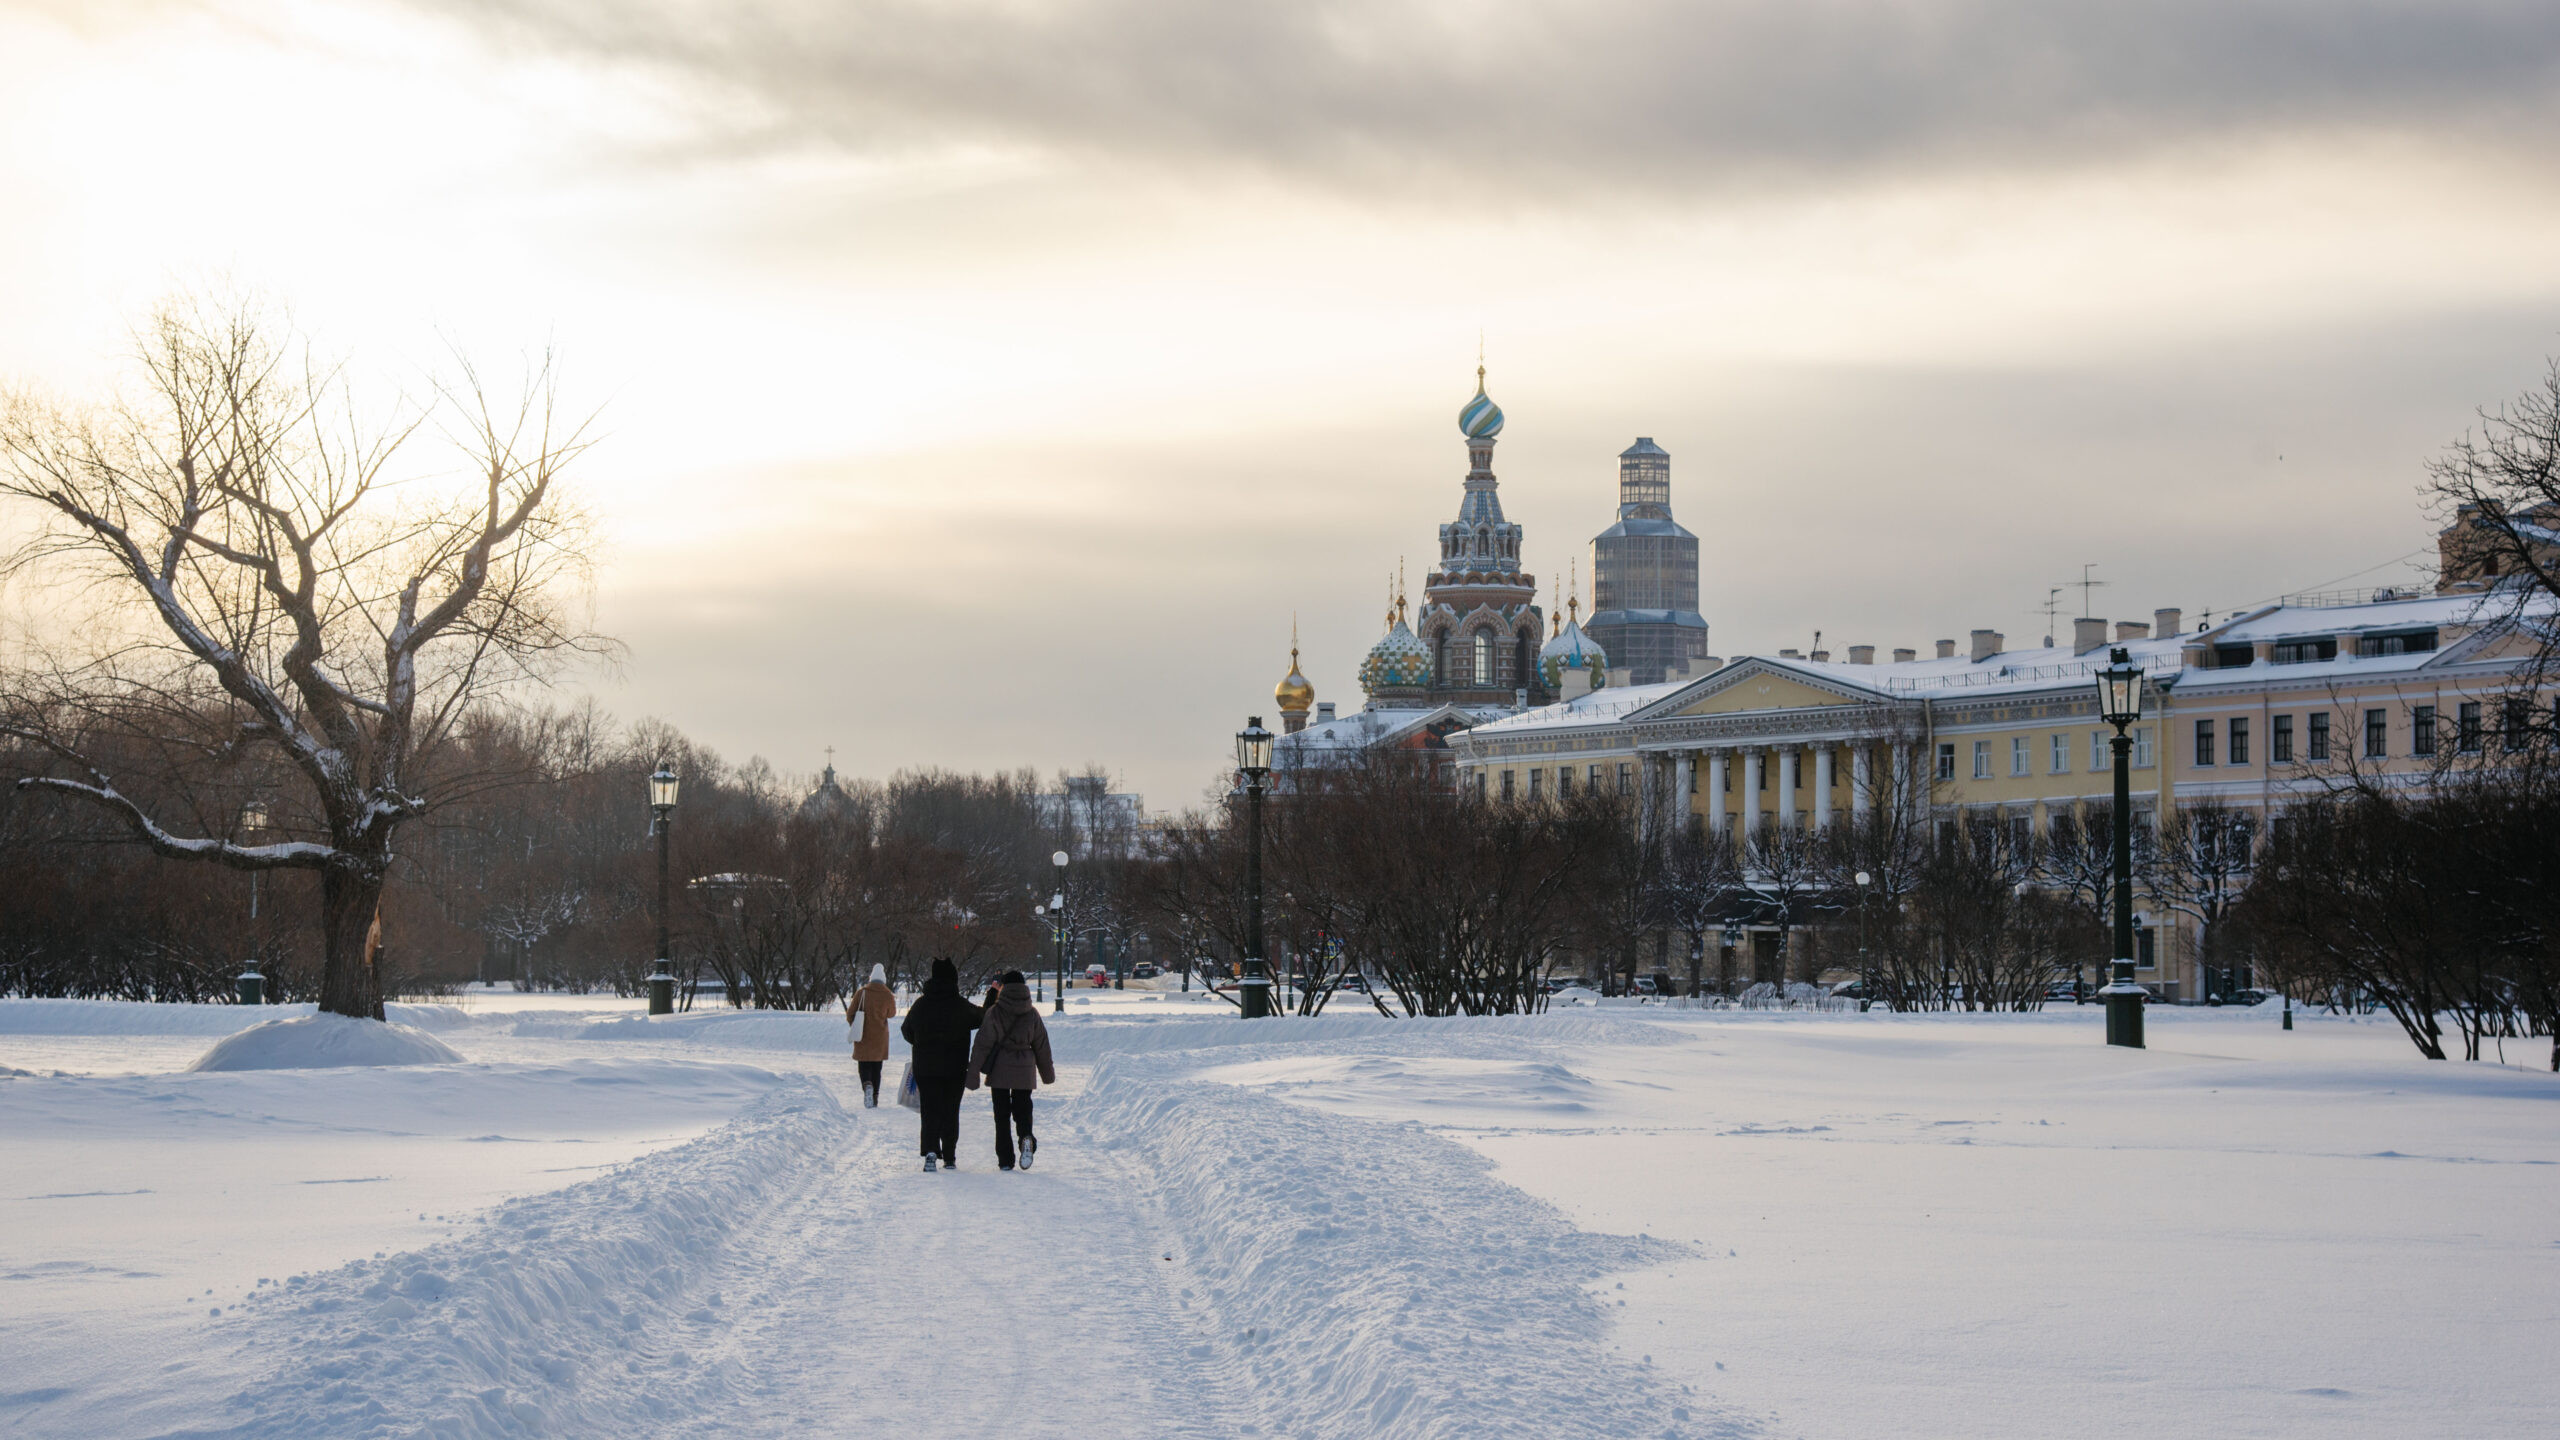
[1085,964,1111,988]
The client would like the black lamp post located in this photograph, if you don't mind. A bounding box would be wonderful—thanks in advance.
[1236,716,1275,1019]
[647,761,680,1016]
[1853,869,1872,1012]
[1051,850,1069,1015]
[2093,648,2146,1049]
[238,802,270,1005]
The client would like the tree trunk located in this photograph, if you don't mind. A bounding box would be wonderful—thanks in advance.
[319,865,389,1020]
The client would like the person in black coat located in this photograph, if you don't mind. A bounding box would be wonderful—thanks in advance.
[898,957,983,1171]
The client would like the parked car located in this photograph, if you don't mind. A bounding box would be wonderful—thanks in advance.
[1084,964,1111,987]
[1332,972,1372,993]
[1130,962,1161,980]
[1829,979,1878,1000]
[2041,982,2085,1003]
[1630,976,1662,997]
[2221,987,2277,1006]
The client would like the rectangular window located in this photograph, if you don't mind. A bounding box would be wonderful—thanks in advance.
[2504,698,2532,749]
[2194,719,2216,767]
[2413,705,2436,756]
[2008,814,2031,851]
[1501,770,1515,801]
[2271,639,2337,664]
[1526,768,1542,800]
[2010,737,2029,776]
[2213,643,2255,669]
[1618,762,1633,795]
[2134,727,2154,769]
[1475,771,1488,800]
[1688,764,1699,794]
[2458,701,2482,752]
[2051,733,2070,773]
[2090,730,2107,771]
[1937,743,1956,782]
[1972,740,1991,779]
[2135,927,2156,970]
[2309,712,2331,761]
[2364,709,2388,758]
[2272,714,2294,763]
[1590,764,1603,789]
[1558,768,1574,799]
[2229,717,2250,766]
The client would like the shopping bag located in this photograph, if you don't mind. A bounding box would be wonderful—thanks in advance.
[847,1009,867,1046]
[894,1060,921,1110]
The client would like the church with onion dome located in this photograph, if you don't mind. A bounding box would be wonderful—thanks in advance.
[1269,366,1564,770]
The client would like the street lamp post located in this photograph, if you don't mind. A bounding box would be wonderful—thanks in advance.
[238,802,270,1005]
[1051,850,1069,1015]
[1236,717,1275,1019]
[647,762,680,1016]
[2093,648,2146,1049]
[1854,869,1872,1012]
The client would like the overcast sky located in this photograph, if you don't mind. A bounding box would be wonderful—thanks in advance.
[5,0,2559,808]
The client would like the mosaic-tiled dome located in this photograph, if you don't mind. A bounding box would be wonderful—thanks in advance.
[1359,617,1433,695]
[1538,614,1607,691]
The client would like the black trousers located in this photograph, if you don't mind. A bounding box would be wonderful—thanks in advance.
[917,1075,965,1161]
[857,1059,883,1097]
[991,1088,1035,1168]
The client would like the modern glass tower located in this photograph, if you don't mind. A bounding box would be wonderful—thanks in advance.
[1586,437,1709,684]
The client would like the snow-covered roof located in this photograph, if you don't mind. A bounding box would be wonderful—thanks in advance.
[2212,590,2501,643]
[1467,679,1691,736]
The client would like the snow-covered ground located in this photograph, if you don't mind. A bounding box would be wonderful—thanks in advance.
[1,991,2551,1438]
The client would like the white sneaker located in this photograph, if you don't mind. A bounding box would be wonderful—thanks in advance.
[1019,1137,1036,1170]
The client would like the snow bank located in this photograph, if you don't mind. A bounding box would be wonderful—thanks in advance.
[1082,1050,1738,1439]
[210,1077,842,1437]
[0,998,318,1036]
[189,1013,464,1072]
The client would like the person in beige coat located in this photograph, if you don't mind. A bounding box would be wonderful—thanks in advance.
[966,970,1055,1171]
[845,963,897,1107]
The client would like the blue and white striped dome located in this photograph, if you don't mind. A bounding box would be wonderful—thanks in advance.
[1458,374,1504,440]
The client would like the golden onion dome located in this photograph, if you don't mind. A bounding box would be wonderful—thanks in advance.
[1275,641,1315,713]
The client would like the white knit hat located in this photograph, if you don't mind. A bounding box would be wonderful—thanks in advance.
[870,963,887,983]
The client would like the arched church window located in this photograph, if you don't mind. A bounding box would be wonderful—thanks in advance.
[1434,633,1448,683]
[1473,632,1492,685]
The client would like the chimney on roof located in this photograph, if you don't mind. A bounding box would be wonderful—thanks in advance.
[1970,629,2004,663]
[2116,621,2148,642]
[1561,666,1594,701]
[1316,702,1335,724]
[1848,645,1875,664]
[2072,618,2108,655]
[1894,647,1917,663]
[1779,648,1803,658]
[2154,607,2181,638]
[1810,648,1831,662]
[1935,639,1956,659]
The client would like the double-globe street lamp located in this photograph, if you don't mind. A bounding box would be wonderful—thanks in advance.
[647,761,680,1015]
[1235,717,1275,1019]
[2094,648,2147,1049]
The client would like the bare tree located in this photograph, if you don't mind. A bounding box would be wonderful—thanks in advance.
[2153,800,2256,1000]
[0,295,601,1019]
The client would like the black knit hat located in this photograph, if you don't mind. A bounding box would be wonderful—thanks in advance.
[999,969,1026,986]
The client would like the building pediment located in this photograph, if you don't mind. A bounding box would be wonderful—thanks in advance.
[1628,658,1885,722]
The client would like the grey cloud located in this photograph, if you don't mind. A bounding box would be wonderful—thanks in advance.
[429,0,2560,192]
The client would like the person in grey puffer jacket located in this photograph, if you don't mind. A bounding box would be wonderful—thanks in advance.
[966,970,1056,1172]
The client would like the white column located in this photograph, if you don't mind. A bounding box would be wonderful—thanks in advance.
[1813,745,1836,832]
[1673,751,1696,833]
[1776,745,1799,832]
[1742,749,1765,839]
[1852,745,1874,824]
[1707,750,1730,837]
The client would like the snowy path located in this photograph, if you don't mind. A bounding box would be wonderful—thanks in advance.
[638,1077,1230,1440]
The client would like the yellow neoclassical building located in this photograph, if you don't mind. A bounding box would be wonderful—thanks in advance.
[1452,583,2553,999]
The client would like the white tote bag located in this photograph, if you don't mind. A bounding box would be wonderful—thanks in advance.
[894,1059,921,1110]
[847,1008,867,1047]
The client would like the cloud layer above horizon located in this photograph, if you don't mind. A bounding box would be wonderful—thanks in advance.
[4,0,2559,806]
